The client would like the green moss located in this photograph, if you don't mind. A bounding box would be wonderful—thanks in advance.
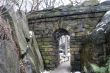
[45,60,50,64]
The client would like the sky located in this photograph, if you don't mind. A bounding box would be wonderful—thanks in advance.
[22,0,86,11]
[22,0,106,11]
[0,0,107,12]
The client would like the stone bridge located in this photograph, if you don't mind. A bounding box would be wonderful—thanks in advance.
[27,4,110,71]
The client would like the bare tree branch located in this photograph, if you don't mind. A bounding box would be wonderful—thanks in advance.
[18,0,24,10]
[0,0,20,16]
[61,0,64,6]
[24,0,27,13]
[69,0,73,5]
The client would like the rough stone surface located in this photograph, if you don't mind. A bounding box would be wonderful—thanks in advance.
[0,16,19,73]
[27,4,109,71]
[80,10,110,73]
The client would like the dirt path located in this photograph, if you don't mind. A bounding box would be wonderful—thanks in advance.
[50,61,71,73]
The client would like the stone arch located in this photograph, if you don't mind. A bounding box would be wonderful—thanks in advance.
[52,28,70,63]
[53,28,70,44]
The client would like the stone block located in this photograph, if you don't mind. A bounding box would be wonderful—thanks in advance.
[36,39,42,42]
[43,42,53,45]
[42,38,53,42]
[44,48,53,51]
[41,45,53,48]
[71,45,80,48]
[38,42,43,46]
[45,60,50,64]
[42,51,54,56]
[75,32,85,36]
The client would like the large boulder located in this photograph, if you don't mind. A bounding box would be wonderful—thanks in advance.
[0,16,19,73]
[81,10,110,73]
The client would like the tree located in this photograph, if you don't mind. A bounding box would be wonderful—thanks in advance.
[82,0,99,6]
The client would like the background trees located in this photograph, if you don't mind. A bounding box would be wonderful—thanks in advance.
[0,0,100,14]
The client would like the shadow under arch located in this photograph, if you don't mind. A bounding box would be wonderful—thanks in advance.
[53,28,70,44]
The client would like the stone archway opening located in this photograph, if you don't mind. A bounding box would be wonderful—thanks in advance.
[59,35,70,63]
[53,28,71,64]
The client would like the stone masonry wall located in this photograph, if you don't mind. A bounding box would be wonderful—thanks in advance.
[28,9,106,70]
